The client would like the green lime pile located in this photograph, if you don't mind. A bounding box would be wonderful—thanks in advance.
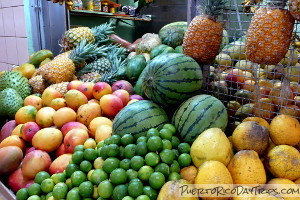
[16,123,192,200]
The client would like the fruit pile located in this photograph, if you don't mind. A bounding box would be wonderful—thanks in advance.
[15,124,192,200]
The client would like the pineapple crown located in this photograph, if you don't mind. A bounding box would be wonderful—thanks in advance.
[106,44,128,61]
[197,0,226,20]
[267,0,288,8]
[100,57,128,84]
[91,22,116,45]
[69,39,109,65]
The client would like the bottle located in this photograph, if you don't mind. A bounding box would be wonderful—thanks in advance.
[93,0,101,11]
[102,2,109,12]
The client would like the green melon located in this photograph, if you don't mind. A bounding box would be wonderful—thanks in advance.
[159,26,185,48]
[141,53,203,107]
[160,21,188,33]
[112,100,169,139]
[172,94,228,144]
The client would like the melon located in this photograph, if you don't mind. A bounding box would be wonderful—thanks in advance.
[113,100,169,138]
[159,26,185,48]
[141,53,203,107]
[160,21,188,33]
[172,94,228,143]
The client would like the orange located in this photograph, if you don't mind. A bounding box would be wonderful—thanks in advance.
[279,104,300,118]
[242,117,270,130]
[0,135,25,150]
[270,114,300,146]
[88,117,112,138]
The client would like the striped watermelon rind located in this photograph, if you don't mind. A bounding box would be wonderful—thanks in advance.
[172,94,228,144]
[141,53,203,107]
[112,100,169,138]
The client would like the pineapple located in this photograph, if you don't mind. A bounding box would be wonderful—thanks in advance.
[79,72,101,82]
[245,0,295,65]
[38,40,108,84]
[289,0,300,21]
[182,0,226,64]
[48,82,69,95]
[28,75,48,94]
[61,23,115,51]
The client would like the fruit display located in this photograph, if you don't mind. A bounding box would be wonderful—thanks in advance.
[2,1,300,199]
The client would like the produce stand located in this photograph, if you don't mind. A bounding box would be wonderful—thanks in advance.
[1,0,300,200]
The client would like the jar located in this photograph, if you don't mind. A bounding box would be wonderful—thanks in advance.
[93,0,101,11]
[82,0,93,10]
[109,7,115,13]
[102,2,109,12]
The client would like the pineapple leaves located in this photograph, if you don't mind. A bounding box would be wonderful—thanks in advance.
[92,22,116,45]
[197,0,226,18]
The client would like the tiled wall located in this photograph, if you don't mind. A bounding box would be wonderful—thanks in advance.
[0,0,29,72]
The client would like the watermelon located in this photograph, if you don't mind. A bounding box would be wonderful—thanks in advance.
[160,21,188,33]
[172,94,228,144]
[159,26,185,48]
[141,53,203,107]
[126,55,147,82]
[113,100,169,138]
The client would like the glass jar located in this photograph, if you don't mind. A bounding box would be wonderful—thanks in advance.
[102,2,109,12]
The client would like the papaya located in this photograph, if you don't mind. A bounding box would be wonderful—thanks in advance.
[28,49,54,67]
[126,55,147,82]
[0,146,23,175]
[150,44,169,59]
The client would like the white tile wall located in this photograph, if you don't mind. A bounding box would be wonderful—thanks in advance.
[0,0,29,67]
[2,8,16,37]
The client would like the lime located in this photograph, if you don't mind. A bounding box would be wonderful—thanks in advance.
[66,178,73,190]
[128,179,143,197]
[159,128,173,140]
[110,135,121,145]
[94,157,105,169]
[52,182,68,200]
[72,151,84,164]
[84,138,97,149]
[136,195,151,200]
[66,163,80,177]
[122,196,134,200]
[40,178,55,193]
[93,185,99,199]
[28,183,42,196]
[97,197,110,200]
[170,160,181,173]
[168,172,181,181]
[16,188,29,200]
[171,136,180,148]
[126,169,138,181]
[119,146,125,158]
[124,144,136,159]
[35,171,50,184]
[130,156,144,171]
[74,145,85,152]
[143,186,158,200]
[147,136,163,152]
[145,152,160,167]
[136,136,147,143]
[136,142,148,156]
[51,172,66,184]
[162,139,172,150]
[146,128,159,138]
[178,143,191,154]
[162,123,176,135]
[107,144,120,157]
[102,157,120,173]
[155,163,170,177]
[110,168,127,185]
[40,195,46,200]
[160,149,175,164]
[27,195,40,200]
[80,160,93,173]
[172,149,180,159]
[90,169,108,185]
[104,137,112,145]
[71,171,87,187]
[45,192,53,200]
[178,153,192,167]
[79,181,94,198]
[112,184,128,200]
[88,169,95,181]
[99,145,109,159]
[120,158,131,170]
[84,148,98,161]
[149,172,165,189]
[98,180,113,198]
[121,134,134,146]
[66,189,81,200]
[97,140,105,149]
[138,166,154,181]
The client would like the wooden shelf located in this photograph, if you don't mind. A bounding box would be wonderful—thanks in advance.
[70,10,152,22]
